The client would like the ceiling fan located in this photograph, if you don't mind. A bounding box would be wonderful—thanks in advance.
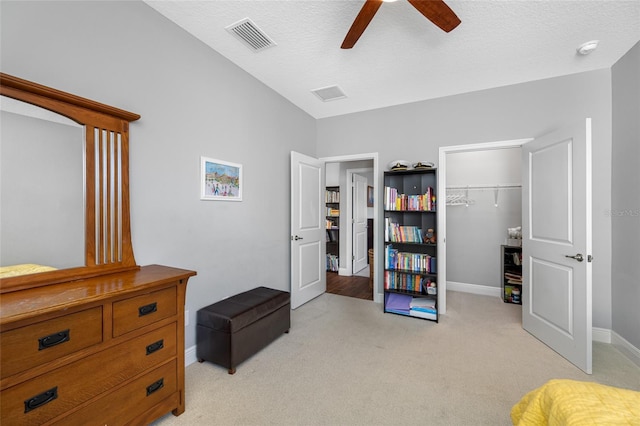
[341,0,461,49]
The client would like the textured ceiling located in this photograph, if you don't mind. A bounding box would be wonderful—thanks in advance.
[144,0,640,119]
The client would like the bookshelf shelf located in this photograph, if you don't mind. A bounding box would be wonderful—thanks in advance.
[383,168,438,322]
[326,186,340,272]
[501,245,522,304]
[386,268,437,277]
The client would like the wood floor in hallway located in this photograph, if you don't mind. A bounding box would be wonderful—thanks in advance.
[325,271,373,301]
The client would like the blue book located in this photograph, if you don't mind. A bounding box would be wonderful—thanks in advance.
[385,292,411,312]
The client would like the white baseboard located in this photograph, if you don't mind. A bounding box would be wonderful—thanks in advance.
[592,327,611,343]
[611,331,640,368]
[185,345,197,366]
[447,281,502,298]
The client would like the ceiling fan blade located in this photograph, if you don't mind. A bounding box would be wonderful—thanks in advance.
[407,0,461,33]
[341,0,384,49]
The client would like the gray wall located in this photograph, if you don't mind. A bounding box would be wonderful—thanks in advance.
[317,70,614,329]
[2,0,634,344]
[0,1,316,349]
[446,148,522,288]
[611,41,640,349]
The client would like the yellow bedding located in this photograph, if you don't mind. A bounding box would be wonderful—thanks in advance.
[511,379,640,425]
[0,263,57,278]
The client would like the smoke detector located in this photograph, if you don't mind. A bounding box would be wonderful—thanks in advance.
[577,40,599,55]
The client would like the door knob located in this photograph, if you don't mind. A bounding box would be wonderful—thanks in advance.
[293,235,303,241]
[565,253,584,262]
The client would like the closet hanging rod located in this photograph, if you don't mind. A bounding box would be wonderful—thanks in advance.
[446,184,522,190]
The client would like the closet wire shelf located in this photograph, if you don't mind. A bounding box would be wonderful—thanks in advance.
[445,184,522,207]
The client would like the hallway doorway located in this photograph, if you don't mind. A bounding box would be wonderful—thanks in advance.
[322,153,378,302]
[326,271,372,300]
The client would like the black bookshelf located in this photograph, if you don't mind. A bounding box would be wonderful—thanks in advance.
[383,169,438,322]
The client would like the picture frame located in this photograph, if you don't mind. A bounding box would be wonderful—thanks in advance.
[200,156,243,201]
[367,185,374,207]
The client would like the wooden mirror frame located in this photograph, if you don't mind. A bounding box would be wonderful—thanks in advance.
[0,73,141,293]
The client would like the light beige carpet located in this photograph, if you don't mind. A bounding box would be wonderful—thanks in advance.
[153,291,640,426]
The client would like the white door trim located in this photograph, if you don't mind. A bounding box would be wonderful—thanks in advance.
[345,167,373,276]
[438,139,533,315]
[320,153,381,302]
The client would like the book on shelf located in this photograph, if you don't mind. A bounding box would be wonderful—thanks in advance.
[325,190,339,203]
[409,297,436,314]
[409,309,437,320]
[384,271,424,292]
[326,219,339,229]
[384,271,437,293]
[384,245,436,274]
[326,254,339,272]
[384,186,436,211]
[504,272,522,284]
[385,292,411,314]
[384,218,427,243]
[326,207,340,216]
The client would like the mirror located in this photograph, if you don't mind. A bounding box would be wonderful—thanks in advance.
[1,96,85,270]
[0,73,140,292]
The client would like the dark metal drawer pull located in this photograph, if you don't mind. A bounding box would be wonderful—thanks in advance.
[138,302,157,317]
[146,378,164,396]
[24,386,58,413]
[38,329,70,350]
[146,339,164,355]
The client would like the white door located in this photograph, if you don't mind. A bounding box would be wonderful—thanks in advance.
[290,151,326,309]
[522,118,593,374]
[352,174,368,274]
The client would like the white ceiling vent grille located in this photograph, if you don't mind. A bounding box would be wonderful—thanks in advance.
[225,18,276,52]
[311,85,347,102]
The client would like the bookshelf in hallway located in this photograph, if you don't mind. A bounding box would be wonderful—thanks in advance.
[326,186,339,272]
[383,168,438,322]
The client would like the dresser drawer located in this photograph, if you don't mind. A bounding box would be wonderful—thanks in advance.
[0,307,102,379]
[55,360,178,426]
[0,323,177,426]
[113,286,177,337]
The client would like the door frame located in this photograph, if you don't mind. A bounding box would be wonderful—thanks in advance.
[346,167,373,276]
[438,139,533,314]
[320,153,381,302]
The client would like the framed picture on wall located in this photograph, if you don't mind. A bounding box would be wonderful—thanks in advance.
[200,156,243,201]
[367,185,374,207]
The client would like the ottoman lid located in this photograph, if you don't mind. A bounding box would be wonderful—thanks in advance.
[197,287,290,333]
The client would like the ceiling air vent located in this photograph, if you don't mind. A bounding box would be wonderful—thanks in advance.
[311,85,347,102]
[225,18,276,52]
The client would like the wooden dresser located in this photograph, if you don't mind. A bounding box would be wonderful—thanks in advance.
[0,265,196,425]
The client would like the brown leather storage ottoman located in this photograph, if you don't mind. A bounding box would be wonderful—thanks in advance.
[196,286,290,374]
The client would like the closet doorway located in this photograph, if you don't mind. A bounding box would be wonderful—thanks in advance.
[437,139,531,314]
